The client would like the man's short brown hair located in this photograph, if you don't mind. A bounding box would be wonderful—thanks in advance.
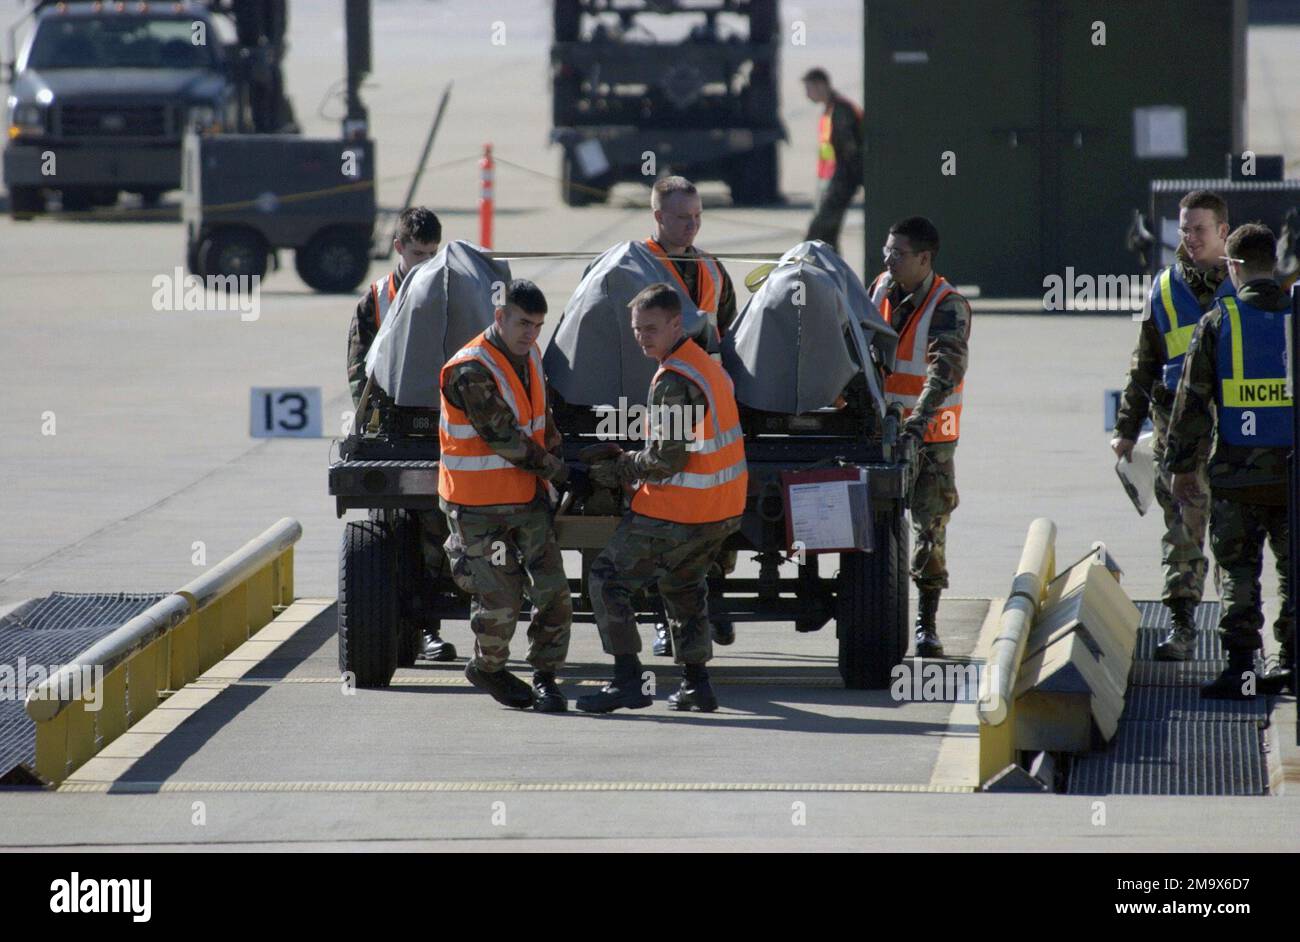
[629,282,682,317]
[1179,190,1229,226]
[651,176,697,211]
[396,206,442,245]
[1225,223,1276,273]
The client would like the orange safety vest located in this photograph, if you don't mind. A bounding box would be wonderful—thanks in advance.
[645,238,720,316]
[817,95,862,180]
[437,330,550,506]
[370,271,399,329]
[630,339,748,524]
[870,272,965,444]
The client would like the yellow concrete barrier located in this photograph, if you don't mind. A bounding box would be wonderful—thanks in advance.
[25,518,300,785]
[977,526,1141,788]
[1015,549,1140,752]
[977,518,1056,785]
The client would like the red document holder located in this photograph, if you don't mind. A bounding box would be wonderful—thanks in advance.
[779,467,873,555]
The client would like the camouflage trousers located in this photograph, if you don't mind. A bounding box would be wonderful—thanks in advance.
[1151,423,1210,607]
[1209,495,1294,655]
[590,513,740,665]
[910,444,959,593]
[443,504,572,673]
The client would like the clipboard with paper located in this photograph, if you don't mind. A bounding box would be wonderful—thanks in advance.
[780,467,873,553]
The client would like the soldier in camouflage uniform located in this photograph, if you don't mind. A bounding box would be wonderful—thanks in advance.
[345,207,457,661]
[1166,224,1294,698]
[645,175,740,655]
[577,284,748,713]
[1113,191,1233,660]
[347,207,442,407]
[871,217,971,658]
[438,280,573,712]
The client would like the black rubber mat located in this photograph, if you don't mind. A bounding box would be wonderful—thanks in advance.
[0,593,166,779]
[1066,599,1273,796]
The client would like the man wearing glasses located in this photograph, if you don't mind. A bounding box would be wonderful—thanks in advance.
[1112,190,1235,661]
[869,217,971,658]
[1165,223,1293,698]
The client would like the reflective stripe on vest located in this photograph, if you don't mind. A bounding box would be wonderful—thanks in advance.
[437,332,550,505]
[371,272,398,330]
[872,272,964,443]
[1151,265,1235,392]
[646,238,720,315]
[1215,296,1294,447]
[631,340,748,524]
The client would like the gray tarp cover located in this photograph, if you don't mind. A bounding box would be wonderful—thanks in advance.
[543,240,712,406]
[364,240,511,408]
[721,241,896,415]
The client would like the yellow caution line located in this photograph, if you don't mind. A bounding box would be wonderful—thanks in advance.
[927,598,1000,790]
[58,780,975,794]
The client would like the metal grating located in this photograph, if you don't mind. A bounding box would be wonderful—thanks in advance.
[1123,685,1267,723]
[1066,599,1274,796]
[0,593,166,779]
[1067,721,1267,796]
[1132,607,1224,660]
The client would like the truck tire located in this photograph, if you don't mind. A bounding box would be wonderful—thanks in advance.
[296,227,370,293]
[836,508,909,689]
[8,186,44,219]
[338,520,400,688]
[199,227,269,281]
[561,153,608,207]
[728,143,779,206]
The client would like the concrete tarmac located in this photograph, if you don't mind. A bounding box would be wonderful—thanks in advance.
[1,1,1297,850]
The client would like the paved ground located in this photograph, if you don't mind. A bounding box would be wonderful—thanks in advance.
[1,1,1297,850]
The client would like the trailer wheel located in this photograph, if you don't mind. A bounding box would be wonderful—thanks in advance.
[200,227,269,281]
[296,227,370,293]
[8,186,43,219]
[836,507,909,689]
[338,520,400,688]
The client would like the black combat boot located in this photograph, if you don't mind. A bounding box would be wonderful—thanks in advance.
[1154,600,1198,661]
[576,655,654,713]
[464,661,534,709]
[652,621,673,657]
[710,618,736,646]
[421,628,457,662]
[1200,649,1258,700]
[531,671,568,713]
[667,663,718,712]
[914,590,944,658]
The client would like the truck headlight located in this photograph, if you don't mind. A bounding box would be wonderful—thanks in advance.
[8,103,45,139]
